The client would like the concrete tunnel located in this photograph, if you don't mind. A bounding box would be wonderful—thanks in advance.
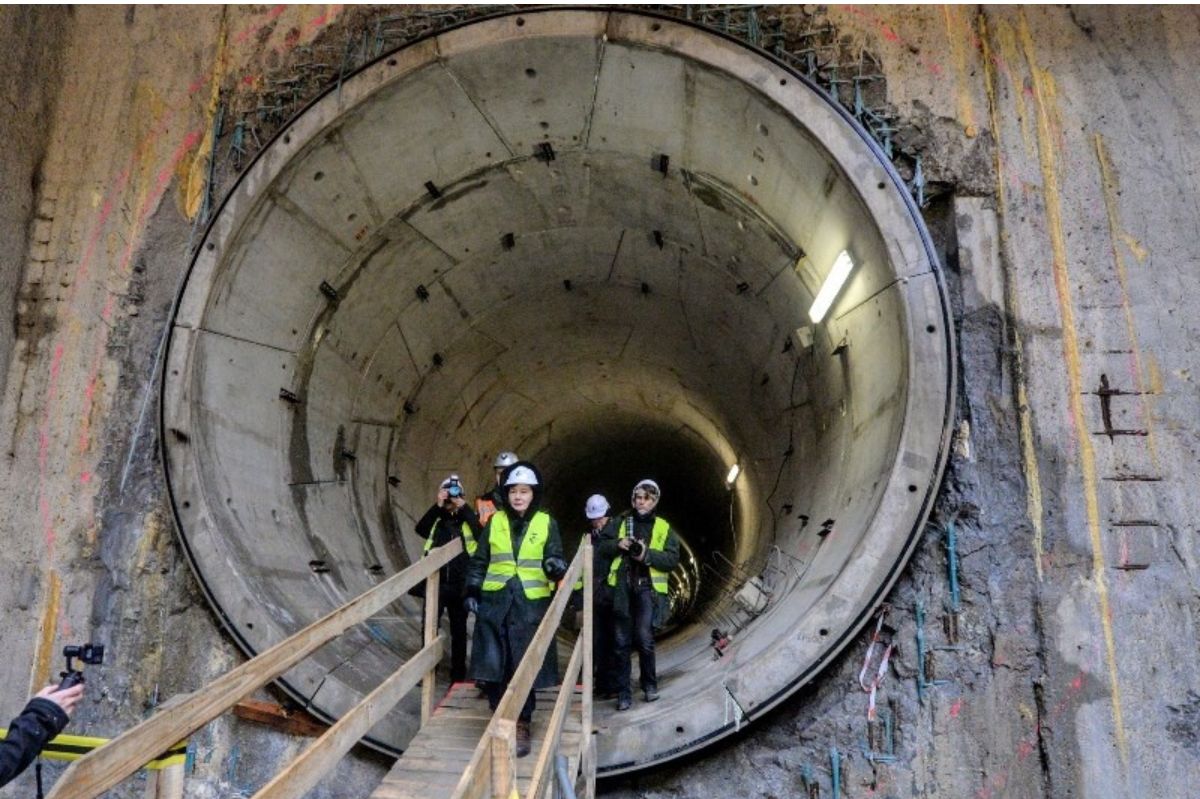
[160,9,953,773]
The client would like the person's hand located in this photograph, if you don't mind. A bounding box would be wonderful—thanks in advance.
[632,540,647,562]
[617,538,633,552]
[543,556,568,582]
[463,596,479,615]
[37,682,84,716]
[436,488,449,504]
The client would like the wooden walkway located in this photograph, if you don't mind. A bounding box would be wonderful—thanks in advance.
[371,682,584,799]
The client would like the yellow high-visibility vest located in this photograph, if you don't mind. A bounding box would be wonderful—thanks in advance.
[607,517,671,594]
[482,510,553,599]
[423,519,478,556]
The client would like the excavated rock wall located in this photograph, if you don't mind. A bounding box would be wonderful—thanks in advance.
[0,6,1195,798]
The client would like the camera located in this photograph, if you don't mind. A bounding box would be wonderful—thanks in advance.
[446,477,463,498]
[59,643,104,690]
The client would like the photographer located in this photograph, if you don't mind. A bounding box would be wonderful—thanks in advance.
[0,682,83,786]
[598,479,680,711]
[415,475,482,683]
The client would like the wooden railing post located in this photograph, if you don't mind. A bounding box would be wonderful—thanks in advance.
[422,566,441,725]
[490,719,517,799]
[581,538,594,798]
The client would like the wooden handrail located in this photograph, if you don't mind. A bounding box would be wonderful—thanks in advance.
[250,633,446,799]
[450,539,595,799]
[47,540,463,799]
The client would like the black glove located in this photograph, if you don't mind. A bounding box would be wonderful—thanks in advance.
[463,596,479,615]
[543,556,568,582]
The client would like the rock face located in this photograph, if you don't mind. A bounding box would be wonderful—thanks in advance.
[0,6,1196,798]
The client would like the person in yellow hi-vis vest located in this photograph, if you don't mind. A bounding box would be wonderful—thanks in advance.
[414,474,482,683]
[598,479,680,711]
[464,461,567,757]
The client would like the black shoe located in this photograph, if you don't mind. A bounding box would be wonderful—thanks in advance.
[644,687,659,703]
[616,695,632,711]
[516,719,532,758]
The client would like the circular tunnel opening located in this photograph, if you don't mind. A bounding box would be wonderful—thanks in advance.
[161,9,953,773]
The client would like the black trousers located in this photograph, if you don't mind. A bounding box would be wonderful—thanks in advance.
[613,582,657,699]
[593,594,618,695]
[426,591,469,682]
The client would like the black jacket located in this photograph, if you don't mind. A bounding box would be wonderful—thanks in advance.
[415,503,482,596]
[0,697,69,786]
[597,511,681,626]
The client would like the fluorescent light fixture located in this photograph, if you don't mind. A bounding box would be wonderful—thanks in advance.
[726,464,740,485]
[808,250,854,324]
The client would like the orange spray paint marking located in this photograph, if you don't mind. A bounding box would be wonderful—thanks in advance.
[845,5,944,76]
[74,130,204,467]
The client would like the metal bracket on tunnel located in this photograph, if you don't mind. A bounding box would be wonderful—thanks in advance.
[723,684,748,731]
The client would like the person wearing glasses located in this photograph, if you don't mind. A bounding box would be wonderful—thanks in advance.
[598,479,680,711]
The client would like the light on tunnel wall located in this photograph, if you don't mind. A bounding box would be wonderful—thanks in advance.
[725,463,740,486]
[808,250,855,324]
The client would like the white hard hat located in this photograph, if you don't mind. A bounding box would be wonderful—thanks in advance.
[585,494,610,520]
[494,451,519,468]
[504,465,539,486]
[632,479,661,501]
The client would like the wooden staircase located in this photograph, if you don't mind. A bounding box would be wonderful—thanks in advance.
[45,539,595,799]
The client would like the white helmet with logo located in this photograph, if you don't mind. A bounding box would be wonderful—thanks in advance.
[494,451,519,469]
[504,464,539,486]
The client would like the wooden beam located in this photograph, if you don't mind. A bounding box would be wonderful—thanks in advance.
[46,540,462,799]
[525,639,582,799]
[233,699,327,737]
[250,635,445,799]
[422,568,441,725]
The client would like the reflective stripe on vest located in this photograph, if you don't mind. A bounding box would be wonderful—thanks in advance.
[482,511,553,599]
[423,520,478,556]
[607,517,671,594]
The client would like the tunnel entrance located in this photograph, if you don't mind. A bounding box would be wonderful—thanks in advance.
[161,9,954,772]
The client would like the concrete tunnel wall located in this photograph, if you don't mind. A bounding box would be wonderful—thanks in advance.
[161,10,952,769]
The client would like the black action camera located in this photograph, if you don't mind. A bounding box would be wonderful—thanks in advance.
[59,643,105,690]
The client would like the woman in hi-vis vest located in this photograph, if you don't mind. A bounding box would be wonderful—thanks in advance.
[463,461,567,757]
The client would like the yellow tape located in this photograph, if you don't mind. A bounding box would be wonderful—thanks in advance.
[0,728,187,769]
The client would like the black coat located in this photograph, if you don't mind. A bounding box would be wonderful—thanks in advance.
[415,503,481,596]
[466,509,564,689]
[0,697,69,787]
[597,512,681,627]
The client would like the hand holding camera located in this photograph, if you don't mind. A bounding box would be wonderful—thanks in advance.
[59,643,104,690]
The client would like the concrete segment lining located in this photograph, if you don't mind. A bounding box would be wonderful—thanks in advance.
[160,9,953,772]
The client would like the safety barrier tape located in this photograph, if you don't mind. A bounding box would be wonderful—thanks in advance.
[0,729,187,769]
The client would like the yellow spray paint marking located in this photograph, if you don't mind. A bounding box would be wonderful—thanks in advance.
[978,12,1047,581]
[1094,134,1159,469]
[30,569,61,692]
[943,6,978,138]
[993,18,1035,158]
[1018,11,1128,769]
[185,12,229,220]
